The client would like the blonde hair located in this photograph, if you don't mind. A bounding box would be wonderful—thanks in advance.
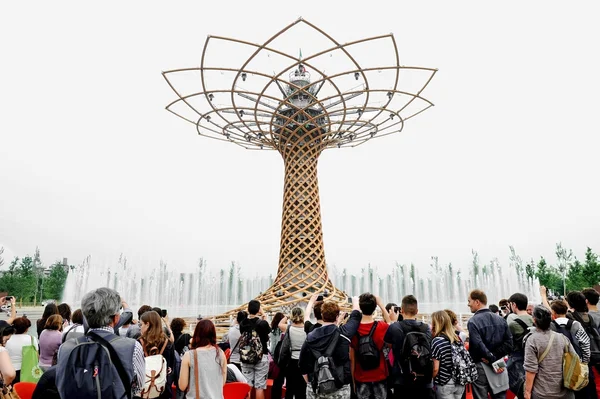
[431,311,458,344]
[290,307,304,324]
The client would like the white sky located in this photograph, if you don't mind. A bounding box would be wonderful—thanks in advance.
[1,1,599,277]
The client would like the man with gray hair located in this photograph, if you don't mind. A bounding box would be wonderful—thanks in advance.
[56,287,145,398]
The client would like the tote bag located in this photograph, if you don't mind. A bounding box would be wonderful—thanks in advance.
[20,335,43,383]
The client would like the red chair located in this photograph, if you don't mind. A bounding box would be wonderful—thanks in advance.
[13,382,37,399]
[224,382,252,399]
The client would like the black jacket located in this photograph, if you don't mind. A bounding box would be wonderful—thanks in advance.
[298,309,361,385]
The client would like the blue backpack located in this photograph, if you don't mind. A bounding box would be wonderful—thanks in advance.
[56,331,132,399]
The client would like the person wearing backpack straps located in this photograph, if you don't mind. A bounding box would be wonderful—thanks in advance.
[56,287,146,399]
[566,291,599,399]
[239,299,272,399]
[138,310,177,399]
[298,298,362,399]
[506,293,534,398]
[350,293,391,399]
[280,307,308,399]
[431,311,478,399]
[523,305,580,399]
[383,294,434,399]
[179,319,227,399]
[466,290,512,399]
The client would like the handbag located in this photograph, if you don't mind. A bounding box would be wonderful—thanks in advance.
[20,335,43,382]
[0,372,20,399]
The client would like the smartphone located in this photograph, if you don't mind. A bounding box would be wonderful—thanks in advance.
[317,295,324,301]
[394,306,401,313]
[161,309,167,318]
[347,297,353,304]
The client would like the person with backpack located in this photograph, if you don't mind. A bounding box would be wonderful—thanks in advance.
[350,293,391,399]
[305,293,325,334]
[57,287,146,398]
[549,300,589,362]
[138,310,177,399]
[171,318,192,357]
[566,291,599,399]
[384,294,434,399]
[431,311,477,399]
[279,307,308,399]
[239,299,272,399]
[299,298,362,399]
[62,308,85,342]
[178,319,227,399]
[506,293,534,398]
[523,305,580,399]
[466,289,512,399]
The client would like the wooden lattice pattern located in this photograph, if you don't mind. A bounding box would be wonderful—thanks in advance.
[163,18,436,327]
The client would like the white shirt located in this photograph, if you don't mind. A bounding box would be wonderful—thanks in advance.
[5,333,38,370]
[227,364,247,383]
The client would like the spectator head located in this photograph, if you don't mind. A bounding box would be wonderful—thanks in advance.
[359,293,377,316]
[271,312,285,330]
[400,295,418,316]
[532,305,552,331]
[57,303,72,323]
[42,303,59,320]
[499,298,510,315]
[72,309,83,325]
[431,310,457,343]
[191,319,218,350]
[508,293,528,312]
[321,301,340,323]
[170,318,186,336]
[137,305,153,319]
[550,300,568,318]
[583,288,600,306]
[0,324,15,346]
[81,287,122,329]
[489,304,500,314]
[151,307,163,317]
[248,300,261,315]
[140,311,166,350]
[313,301,323,321]
[12,317,31,334]
[236,311,248,325]
[566,291,588,313]
[44,314,63,331]
[385,303,397,313]
[468,290,488,314]
[290,307,304,324]
[444,309,459,327]
[526,303,535,315]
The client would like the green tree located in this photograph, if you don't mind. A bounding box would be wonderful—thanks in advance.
[566,259,586,291]
[535,257,561,294]
[44,262,69,300]
[581,247,600,287]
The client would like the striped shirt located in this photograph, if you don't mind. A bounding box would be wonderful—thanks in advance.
[431,336,453,385]
[554,317,591,363]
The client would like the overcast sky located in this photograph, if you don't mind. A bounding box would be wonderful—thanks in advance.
[1,1,599,278]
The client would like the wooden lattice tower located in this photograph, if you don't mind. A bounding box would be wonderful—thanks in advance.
[163,18,436,325]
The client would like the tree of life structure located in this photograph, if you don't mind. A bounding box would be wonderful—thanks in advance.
[163,18,436,323]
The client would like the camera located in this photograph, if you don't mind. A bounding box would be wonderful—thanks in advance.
[346,297,353,304]
[394,306,401,313]
[317,291,330,302]
[5,296,13,301]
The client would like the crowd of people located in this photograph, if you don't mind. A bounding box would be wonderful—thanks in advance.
[0,284,600,399]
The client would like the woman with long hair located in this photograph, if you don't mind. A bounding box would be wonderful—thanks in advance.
[269,312,285,354]
[0,324,16,386]
[5,317,37,382]
[36,303,59,339]
[171,317,192,357]
[431,310,465,399]
[179,319,227,399]
[282,307,307,399]
[38,314,62,371]
[138,310,177,399]
[57,303,72,330]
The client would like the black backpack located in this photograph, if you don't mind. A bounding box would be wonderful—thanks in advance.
[550,320,583,358]
[398,322,433,385]
[356,322,380,370]
[56,331,132,399]
[571,312,600,364]
[511,318,532,354]
[310,330,343,395]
